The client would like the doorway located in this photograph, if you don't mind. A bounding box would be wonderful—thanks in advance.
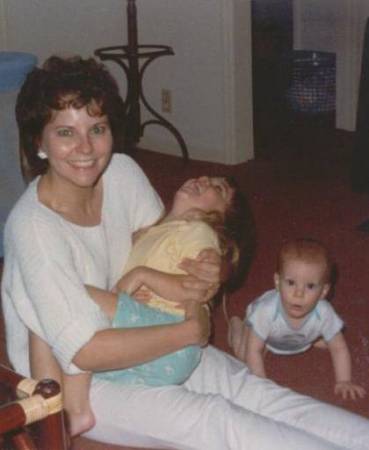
[251,0,338,161]
[252,0,293,159]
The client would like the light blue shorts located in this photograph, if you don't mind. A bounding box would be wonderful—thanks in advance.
[94,293,201,386]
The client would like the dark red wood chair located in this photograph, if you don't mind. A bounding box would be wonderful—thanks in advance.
[0,363,68,450]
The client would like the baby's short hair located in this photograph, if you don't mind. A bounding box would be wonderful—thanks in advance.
[277,238,333,283]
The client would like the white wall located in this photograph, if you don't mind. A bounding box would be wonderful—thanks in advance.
[227,0,254,165]
[1,0,254,164]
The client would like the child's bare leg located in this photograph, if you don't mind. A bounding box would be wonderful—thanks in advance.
[29,331,63,383]
[228,316,249,361]
[63,372,95,436]
[29,331,95,436]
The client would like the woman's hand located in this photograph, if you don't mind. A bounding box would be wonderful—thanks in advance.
[184,301,211,347]
[178,248,221,302]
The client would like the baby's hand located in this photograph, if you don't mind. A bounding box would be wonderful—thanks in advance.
[334,381,366,401]
[114,269,153,304]
[132,286,152,304]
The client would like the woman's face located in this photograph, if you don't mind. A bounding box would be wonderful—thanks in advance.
[39,104,113,189]
[171,176,234,217]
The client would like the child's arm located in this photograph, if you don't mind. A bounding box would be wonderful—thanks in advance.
[116,266,209,305]
[328,332,366,400]
[29,331,63,383]
[246,328,267,378]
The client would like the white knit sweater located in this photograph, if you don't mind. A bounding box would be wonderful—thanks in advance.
[1,154,163,376]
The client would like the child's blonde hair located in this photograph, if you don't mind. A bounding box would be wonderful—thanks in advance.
[277,238,333,283]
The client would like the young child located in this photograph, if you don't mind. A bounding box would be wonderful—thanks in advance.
[228,238,366,401]
[30,175,248,436]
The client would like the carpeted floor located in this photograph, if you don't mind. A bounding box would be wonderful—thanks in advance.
[1,123,369,449]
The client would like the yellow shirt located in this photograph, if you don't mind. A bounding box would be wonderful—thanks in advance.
[123,219,220,315]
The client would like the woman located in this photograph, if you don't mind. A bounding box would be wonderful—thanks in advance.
[2,55,369,450]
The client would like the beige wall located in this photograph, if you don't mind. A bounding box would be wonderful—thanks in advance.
[1,0,254,164]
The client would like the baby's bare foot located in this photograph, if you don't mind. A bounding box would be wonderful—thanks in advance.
[313,338,328,350]
[228,316,247,359]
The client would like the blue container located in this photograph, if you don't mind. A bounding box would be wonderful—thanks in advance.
[285,50,336,114]
[0,51,38,92]
[0,52,37,256]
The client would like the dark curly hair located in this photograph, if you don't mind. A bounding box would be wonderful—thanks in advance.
[181,176,254,292]
[211,176,255,291]
[16,55,126,181]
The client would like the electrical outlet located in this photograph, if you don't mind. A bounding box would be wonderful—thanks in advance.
[161,89,172,113]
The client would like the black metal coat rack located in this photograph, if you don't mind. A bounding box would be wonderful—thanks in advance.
[95,0,189,160]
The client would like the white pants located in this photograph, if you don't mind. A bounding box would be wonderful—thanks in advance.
[86,346,369,449]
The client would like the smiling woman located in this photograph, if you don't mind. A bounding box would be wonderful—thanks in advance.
[36,107,113,225]
[16,56,126,182]
[14,56,125,227]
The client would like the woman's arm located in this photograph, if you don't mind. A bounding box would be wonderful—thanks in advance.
[73,300,210,372]
[31,285,209,380]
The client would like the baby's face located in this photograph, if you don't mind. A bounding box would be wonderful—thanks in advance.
[274,258,330,320]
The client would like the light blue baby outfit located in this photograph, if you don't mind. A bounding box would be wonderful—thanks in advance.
[95,293,201,386]
[245,289,344,355]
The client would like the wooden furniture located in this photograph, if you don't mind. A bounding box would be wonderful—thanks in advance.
[95,0,189,160]
[0,364,68,450]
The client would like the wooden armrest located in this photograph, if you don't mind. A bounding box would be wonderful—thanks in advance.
[0,364,68,450]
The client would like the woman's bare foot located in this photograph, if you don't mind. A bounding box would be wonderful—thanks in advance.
[68,408,96,437]
[228,316,248,360]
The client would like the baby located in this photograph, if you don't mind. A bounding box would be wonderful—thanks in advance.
[228,238,366,401]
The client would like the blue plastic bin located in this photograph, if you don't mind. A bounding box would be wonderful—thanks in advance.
[0,52,37,256]
[0,51,37,92]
